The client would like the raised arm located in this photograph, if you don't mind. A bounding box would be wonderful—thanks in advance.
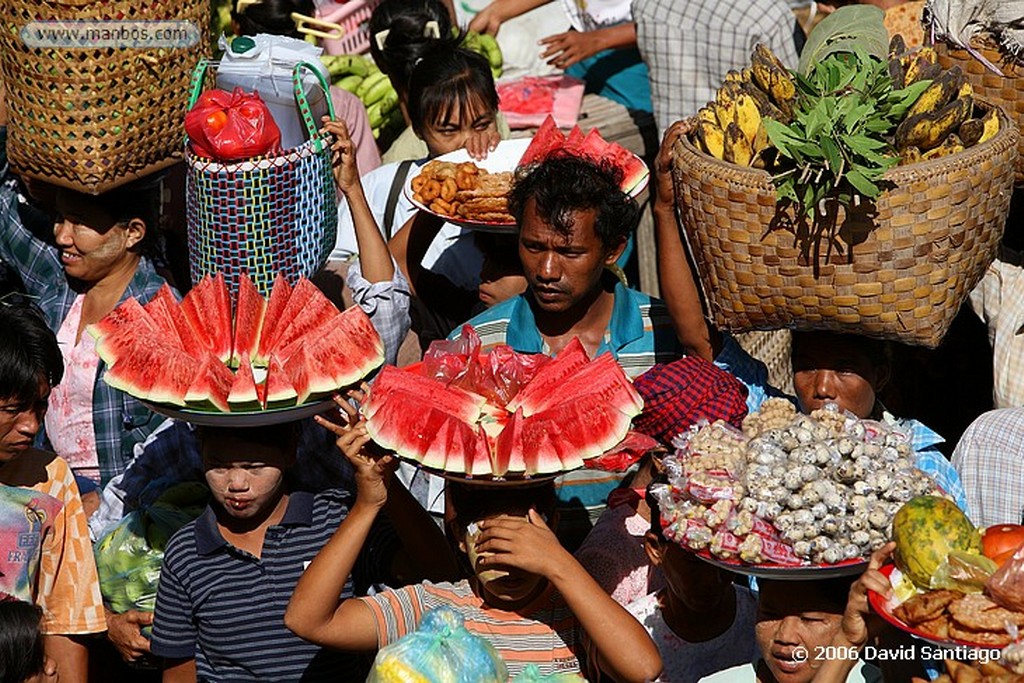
[285,392,404,651]
[468,0,551,35]
[653,120,718,361]
[475,512,662,683]
[539,22,637,71]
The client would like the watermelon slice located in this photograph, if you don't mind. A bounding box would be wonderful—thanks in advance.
[492,407,527,476]
[517,352,642,417]
[254,274,292,365]
[264,354,298,410]
[231,273,266,367]
[103,343,166,399]
[505,337,589,413]
[180,276,217,357]
[364,366,485,425]
[260,278,326,357]
[146,349,202,406]
[281,346,336,404]
[518,115,566,167]
[185,353,235,412]
[227,353,261,412]
[564,124,585,153]
[145,284,207,357]
[143,291,184,350]
[87,298,160,366]
[206,273,234,362]
[267,291,337,355]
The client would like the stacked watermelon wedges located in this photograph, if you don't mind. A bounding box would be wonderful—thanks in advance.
[362,337,643,478]
[88,273,385,413]
[517,115,650,195]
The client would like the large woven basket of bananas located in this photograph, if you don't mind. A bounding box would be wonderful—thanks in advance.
[672,7,1018,348]
[935,39,1024,184]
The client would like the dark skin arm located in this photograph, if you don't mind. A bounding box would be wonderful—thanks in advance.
[44,634,88,683]
[653,120,719,361]
[540,23,637,70]
[162,657,197,683]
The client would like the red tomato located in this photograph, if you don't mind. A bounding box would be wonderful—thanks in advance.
[982,524,1024,567]
[204,110,228,134]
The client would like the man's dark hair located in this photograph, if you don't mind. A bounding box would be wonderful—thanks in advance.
[232,0,314,39]
[196,423,300,458]
[0,599,46,683]
[790,331,893,376]
[447,480,558,528]
[509,154,639,251]
[369,0,459,99]
[406,46,498,137]
[0,300,63,404]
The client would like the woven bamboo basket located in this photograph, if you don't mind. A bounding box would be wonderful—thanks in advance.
[673,106,1019,349]
[0,0,210,194]
[936,40,1024,185]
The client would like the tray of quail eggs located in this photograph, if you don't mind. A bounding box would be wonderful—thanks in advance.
[654,398,941,575]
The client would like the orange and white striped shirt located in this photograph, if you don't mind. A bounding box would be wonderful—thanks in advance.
[361,580,597,681]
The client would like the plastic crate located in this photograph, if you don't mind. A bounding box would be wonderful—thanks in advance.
[310,0,383,55]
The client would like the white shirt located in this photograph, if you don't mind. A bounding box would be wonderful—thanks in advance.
[627,587,757,683]
[969,259,1024,409]
[331,161,484,293]
[559,0,632,32]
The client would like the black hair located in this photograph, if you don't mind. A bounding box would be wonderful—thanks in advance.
[446,480,558,530]
[473,232,521,270]
[509,154,639,252]
[790,331,893,376]
[196,423,300,458]
[232,0,314,39]
[406,46,498,137]
[56,175,163,260]
[0,599,46,683]
[0,299,63,405]
[368,0,459,99]
[758,576,855,616]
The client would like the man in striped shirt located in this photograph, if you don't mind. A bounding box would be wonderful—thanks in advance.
[151,422,453,683]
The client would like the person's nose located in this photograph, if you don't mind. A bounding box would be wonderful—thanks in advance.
[15,408,42,439]
[535,252,559,283]
[774,616,803,645]
[226,469,250,492]
[813,370,838,400]
[53,220,74,247]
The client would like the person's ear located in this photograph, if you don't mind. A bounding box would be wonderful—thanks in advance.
[124,218,146,250]
[644,531,664,567]
[604,237,627,268]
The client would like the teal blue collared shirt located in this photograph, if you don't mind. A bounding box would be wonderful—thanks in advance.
[451,280,683,379]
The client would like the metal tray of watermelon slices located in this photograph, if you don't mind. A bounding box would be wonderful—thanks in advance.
[141,398,336,428]
[693,551,868,580]
[404,138,650,232]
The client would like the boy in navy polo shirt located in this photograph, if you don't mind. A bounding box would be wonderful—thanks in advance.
[151,421,453,683]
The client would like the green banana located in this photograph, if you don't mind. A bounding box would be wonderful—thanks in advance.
[386,106,405,128]
[375,89,400,116]
[361,75,394,106]
[366,101,385,129]
[356,71,387,100]
[477,33,503,70]
[491,65,502,80]
[321,54,369,78]
[335,75,364,93]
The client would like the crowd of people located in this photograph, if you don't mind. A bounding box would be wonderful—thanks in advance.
[0,0,1021,681]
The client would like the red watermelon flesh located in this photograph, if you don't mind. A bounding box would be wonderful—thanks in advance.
[505,337,589,413]
[530,394,634,459]
[282,347,313,404]
[267,293,337,356]
[231,273,266,367]
[88,298,159,366]
[564,125,585,153]
[180,276,217,357]
[276,308,384,389]
[255,274,292,365]
[146,284,207,357]
[334,306,386,367]
[185,353,234,412]
[364,366,485,425]
[366,402,455,469]
[518,115,566,167]
[281,345,335,404]
[143,290,184,349]
[517,352,642,417]
[492,407,527,476]
[146,349,202,406]
[103,343,166,399]
[206,273,233,362]
[227,353,261,412]
[261,278,326,356]
[264,354,298,409]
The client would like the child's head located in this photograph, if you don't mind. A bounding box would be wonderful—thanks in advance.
[643,478,735,612]
[755,577,855,683]
[790,331,891,419]
[368,0,457,101]
[446,481,558,603]
[232,0,314,39]
[0,598,55,683]
[0,301,62,465]
[406,46,498,156]
[474,233,526,308]
[198,423,299,526]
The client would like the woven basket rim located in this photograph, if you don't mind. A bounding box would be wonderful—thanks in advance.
[676,101,1019,190]
[185,132,332,171]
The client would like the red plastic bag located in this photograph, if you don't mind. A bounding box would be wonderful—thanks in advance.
[423,326,481,387]
[185,88,282,162]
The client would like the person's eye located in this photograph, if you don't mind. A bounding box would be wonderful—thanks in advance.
[473,120,493,131]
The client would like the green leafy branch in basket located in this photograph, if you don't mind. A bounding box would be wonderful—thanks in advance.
[762,47,932,232]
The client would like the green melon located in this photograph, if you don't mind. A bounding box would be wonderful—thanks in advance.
[892,495,981,589]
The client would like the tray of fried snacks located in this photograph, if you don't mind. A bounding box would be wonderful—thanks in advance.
[405,139,530,231]
[917,657,1024,682]
[871,564,1024,652]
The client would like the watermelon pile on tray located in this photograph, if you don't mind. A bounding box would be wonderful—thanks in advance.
[517,115,649,195]
[88,273,384,413]
[362,332,643,478]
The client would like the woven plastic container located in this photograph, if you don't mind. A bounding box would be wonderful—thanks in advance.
[185,61,338,301]
[316,0,384,55]
[673,108,1019,349]
[936,40,1024,185]
[0,0,210,194]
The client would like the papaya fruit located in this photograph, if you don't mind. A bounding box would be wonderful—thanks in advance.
[892,495,981,590]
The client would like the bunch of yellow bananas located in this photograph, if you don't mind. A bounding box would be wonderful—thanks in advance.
[890,39,1000,164]
[694,44,797,168]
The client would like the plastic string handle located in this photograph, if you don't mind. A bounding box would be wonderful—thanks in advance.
[293,60,336,139]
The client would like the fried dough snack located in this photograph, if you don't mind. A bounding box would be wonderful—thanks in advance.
[411,161,514,223]
[893,588,1024,648]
